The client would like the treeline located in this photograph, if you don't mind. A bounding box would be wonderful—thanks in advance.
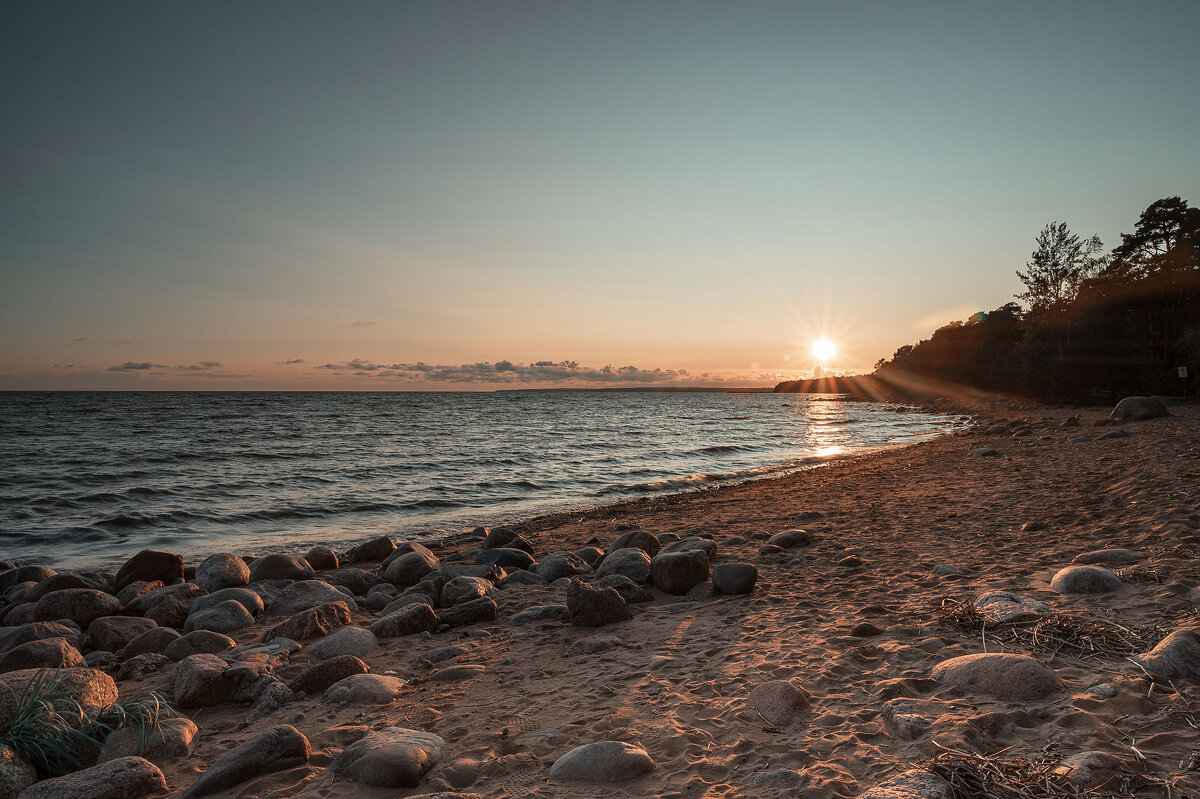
[873,197,1200,401]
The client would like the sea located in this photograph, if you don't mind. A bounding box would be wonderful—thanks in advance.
[0,391,961,569]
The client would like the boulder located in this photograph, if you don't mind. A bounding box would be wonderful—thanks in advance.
[34,589,120,627]
[16,755,166,799]
[0,742,36,797]
[1133,628,1200,680]
[183,600,255,635]
[932,653,1063,700]
[324,674,408,705]
[533,552,590,583]
[482,527,530,552]
[607,530,661,556]
[99,717,198,764]
[747,680,810,726]
[767,529,811,548]
[248,554,314,583]
[595,574,653,603]
[331,726,443,787]
[437,597,497,628]
[567,580,631,627]
[0,621,83,655]
[1050,565,1122,594]
[1071,549,1145,566]
[1053,751,1124,791]
[290,655,370,695]
[1110,396,1169,421]
[308,627,378,660]
[261,601,352,642]
[859,769,952,799]
[88,617,158,653]
[193,554,250,593]
[713,562,758,594]
[476,548,535,571]
[163,630,236,661]
[125,583,207,617]
[440,576,493,608]
[326,569,385,596]
[661,537,717,559]
[508,605,569,625]
[115,580,163,607]
[188,587,264,617]
[649,550,710,595]
[498,570,549,588]
[119,627,181,660]
[114,550,184,593]
[370,604,438,638]
[302,546,339,571]
[0,667,116,716]
[268,580,358,616]
[973,591,1052,623]
[182,725,310,797]
[595,548,651,584]
[549,741,654,782]
[384,548,439,589]
[345,536,395,564]
[0,637,83,673]
[0,566,55,595]
[172,653,235,708]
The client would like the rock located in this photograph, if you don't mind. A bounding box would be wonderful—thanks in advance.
[183,600,254,635]
[932,653,1063,699]
[767,529,811,548]
[188,587,264,617]
[307,628,376,661]
[476,547,535,571]
[1110,396,1169,421]
[859,769,952,798]
[248,554,314,583]
[34,589,120,627]
[0,566,55,595]
[931,564,965,576]
[1053,751,1124,790]
[973,591,1052,623]
[497,570,548,588]
[85,651,120,670]
[325,674,408,705]
[508,605,569,625]
[380,593,434,616]
[753,768,802,787]
[549,741,654,782]
[125,583,207,617]
[17,755,166,799]
[413,646,467,666]
[440,576,494,607]
[114,550,184,594]
[567,580,631,627]
[182,725,310,797]
[1134,627,1200,680]
[302,546,339,571]
[384,548,439,589]
[712,562,758,594]
[607,530,661,556]
[0,742,36,797]
[115,581,163,608]
[1,606,34,627]
[437,597,497,628]
[115,653,170,682]
[595,574,653,603]
[1072,548,1145,566]
[268,580,358,616]
[290,655,370,695]
[595,548,652,584]
[481,527,524,550]
[326,569,384,596]
[332,726,444,787]
[574,545,605,566]
[143,595,190,628]
[881,700,930,740]
[747,680,810,726]
[99,717,198,764]
[968,447,999,457]
[533,552,590,582]
[0,637,83,673]
[163,630,236,661]
[430,664,484,682]
[194,554,250,593]
[0,621,83,655]
[1050,565,1122,594]
[172,653,235,708]
[649,550,710,595]
[261,601,351,642]
[25,573,95,602]
[88,617,158,653]
[661,536,717,559]
[345,536,395,564]
[370,603,438,638]
[851,622,883,637]
[438,563,504,583]
[1020,521,1047,532]
[0,667,117,717]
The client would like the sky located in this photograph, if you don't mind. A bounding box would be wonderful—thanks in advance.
[2,1,1198,390]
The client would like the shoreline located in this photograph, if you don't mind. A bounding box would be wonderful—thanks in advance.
[4,401,1199,797]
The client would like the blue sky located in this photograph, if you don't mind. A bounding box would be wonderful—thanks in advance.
[2,1,1197,388]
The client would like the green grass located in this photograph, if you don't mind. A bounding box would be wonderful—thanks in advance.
[1,669,177,777]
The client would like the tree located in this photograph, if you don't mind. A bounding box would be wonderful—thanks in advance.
[1015,222,1106,312]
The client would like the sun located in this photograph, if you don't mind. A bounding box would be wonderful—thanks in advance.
[811,337,837,363]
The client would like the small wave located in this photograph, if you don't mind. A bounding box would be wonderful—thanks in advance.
[698,444,759,454]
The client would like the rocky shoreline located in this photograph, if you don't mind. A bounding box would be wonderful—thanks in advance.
[1,397,1196,798]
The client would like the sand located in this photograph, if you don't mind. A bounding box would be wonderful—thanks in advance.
[34,403,1200,797]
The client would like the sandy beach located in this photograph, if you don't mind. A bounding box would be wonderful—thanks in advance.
[3,401,1198,798]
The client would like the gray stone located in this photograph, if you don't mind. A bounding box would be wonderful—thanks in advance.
[183,600,254,635]
[248,554,314,583]
[384,548,439,589]
[649,550,710,595]
[261,601,351,642]
[532,552,590,583]
[308,627,378,660]
[194,554,251,593]
[607,530,661,556]
[163,630,235,661]
[932,653,1063,700]
[549,740,654,782]
[747,680,810,726]
[172,653,235,708]
[114,550,184,593]
[17,756,166,799]
[326,568,385,596]
[859,769,952,799]
[380,593,434,616]
[0,637,82,673]
[1053,751,1124,790]
[595,574,653,603]
[0,742,36,798]
[88,617,158,653]
[188,587,263,617]
[1134,627,1200,680]
[595,548,651,584]
[182,725,310,797]
[332,726,444,787]
[712,562,757,594]
[124,583,206,618]
[1110,396,1169,421]
[290,655,370,695]
[99,717,198,764]
[661,536,717,559]
[0,621,83,655]
[0,667,117,717]
[752,768,802,787]
[1050,565,1122,594]
[268,580,358,616]
[324,674,408,705]
[968,447,999,457]
[440,576,493,607]
[567,580,631,627]
[1072,548,1145,566]
[973,591,1052,623]
[476,548,535,571]
[498,570,549,587]
[508,605,569,625]
[767,529,811,548]
[881,700,930,740]
[345,536,395,564]
[436,596,497,628]
[302,546,339,571]
[33,589,120,627]
[370,603,438,638]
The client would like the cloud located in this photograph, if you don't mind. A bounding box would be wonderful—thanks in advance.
[177,361,221,371]
[351,321,377,327]
[107,361,163,371]
[275,358,306,365]
[315,358,699,385]
[71,337,88,342]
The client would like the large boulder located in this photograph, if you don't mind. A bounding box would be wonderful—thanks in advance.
[661,536,717,559]
[114,550,184,593]
[193,554,250,593]
[607,530,661,556]
[183,600,255,635]
[1050,565,1122,594]
[290,655,370,695]
[713,562,757,594]
[1110,396,1170,421]
[182,725,310,797]
[99,717,198,764]
[973,591,1053,623]
[16,755,166,799]
[649,550,710,595]
[188,587,263,617]
[326,569,385,596]
[0,621,83,655]
[261,601,351,642]
[440,576,493,608]
[567,580,631,627]
[747,680,810,726]
[595,548,652,584]
[932,653,1063,700]
[268,580,358,616]
[384,548,439,589]
[0,637,83,673]
[345,536,396,565]
[119,627,181,660]
[859,769,952,799]
[534,552,590,583]
[549,740,654,782]
[172,653,235,708]
[308,627,378,661]
[248,554,314,583]
[302,546,339,571]
[370,604,438,638]
[331,726,444,787]
[1134,628,1200,681]
[436,597,497,629]
[0,667,117,717]
[0,741,36,797]
[88,617,158,653]
[125,583,206,617]
[34,589,120,627]
[0,566,55,595]
[163,630,236,661]
[324,674,408,705]
[476,548,535,571]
